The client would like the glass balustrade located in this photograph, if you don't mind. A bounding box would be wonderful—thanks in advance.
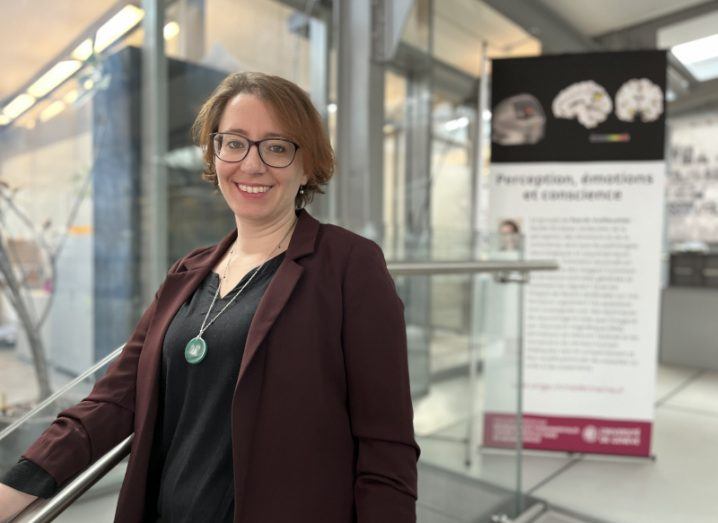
[382,229,533,521]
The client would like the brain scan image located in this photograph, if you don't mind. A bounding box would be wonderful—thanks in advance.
[552,80,612,129]
[614,78,664,123]
[492,93,546,146]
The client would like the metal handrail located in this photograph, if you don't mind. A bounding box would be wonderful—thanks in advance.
[10,259,559,522]
[14,435,133,523]
[387,259,558,275]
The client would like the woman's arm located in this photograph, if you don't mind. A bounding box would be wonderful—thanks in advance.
[341,239,420,523]
[16,257,184,490]
[19,291,160,487]
[0,482,38,523]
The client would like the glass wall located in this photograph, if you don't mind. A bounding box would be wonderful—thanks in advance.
[0,2,147,392]
[409,235,526,520]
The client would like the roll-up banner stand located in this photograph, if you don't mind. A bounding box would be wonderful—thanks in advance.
[484,51,666,457]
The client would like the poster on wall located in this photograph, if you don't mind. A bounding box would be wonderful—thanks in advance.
[667,113,718,243]
[483,50,667,457]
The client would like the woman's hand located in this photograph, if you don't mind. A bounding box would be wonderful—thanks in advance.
[0,482,38,522]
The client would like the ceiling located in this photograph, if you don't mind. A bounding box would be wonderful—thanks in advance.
[0,0,538,108]
[1,0,718,114]
[434,0,540,75]
[0,0,118,102]
[538,0,710,36]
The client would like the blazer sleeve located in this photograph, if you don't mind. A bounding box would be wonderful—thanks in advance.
[19,257,184,488]
[341,239,420,523]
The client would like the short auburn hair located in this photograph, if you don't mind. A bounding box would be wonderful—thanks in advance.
[192,72,334,208]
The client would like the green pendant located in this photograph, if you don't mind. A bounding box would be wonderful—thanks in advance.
[185,336,207,364]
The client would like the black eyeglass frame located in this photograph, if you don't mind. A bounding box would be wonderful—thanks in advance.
[209,132,301,168]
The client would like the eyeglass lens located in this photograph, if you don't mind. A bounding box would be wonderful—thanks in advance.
[213,133,296,167]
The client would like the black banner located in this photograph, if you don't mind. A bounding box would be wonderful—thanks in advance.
[490,50,667,163]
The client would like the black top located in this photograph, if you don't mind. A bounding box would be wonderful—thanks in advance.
[1,251,285,523]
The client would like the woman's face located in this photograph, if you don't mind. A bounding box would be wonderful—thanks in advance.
[214,93,308,225]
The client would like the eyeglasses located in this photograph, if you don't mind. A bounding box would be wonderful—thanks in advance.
[210,132,300,168]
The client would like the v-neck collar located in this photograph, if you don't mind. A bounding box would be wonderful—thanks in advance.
[208,250,287,300]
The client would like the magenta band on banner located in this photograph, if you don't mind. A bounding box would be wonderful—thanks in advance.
[483,412,652,457]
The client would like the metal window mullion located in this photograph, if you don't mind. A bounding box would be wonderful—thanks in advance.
[140,0,169,300]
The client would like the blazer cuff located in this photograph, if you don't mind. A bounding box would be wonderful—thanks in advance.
[0,458,58,499]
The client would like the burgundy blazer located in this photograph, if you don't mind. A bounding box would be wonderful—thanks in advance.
[23,208,420,522]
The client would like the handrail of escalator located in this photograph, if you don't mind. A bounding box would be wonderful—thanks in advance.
[13,435,133,523]
[0,345,126,443]
[7,259,558,521]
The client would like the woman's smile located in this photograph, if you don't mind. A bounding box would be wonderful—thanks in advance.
[234,182,274,198]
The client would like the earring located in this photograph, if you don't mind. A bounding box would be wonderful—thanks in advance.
[299,185,305,195]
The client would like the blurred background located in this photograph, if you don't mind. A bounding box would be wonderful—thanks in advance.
[0,1,717,522]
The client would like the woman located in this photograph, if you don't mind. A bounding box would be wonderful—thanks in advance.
[0,72,419,522]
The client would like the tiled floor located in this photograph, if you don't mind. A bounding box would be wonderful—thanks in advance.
[414,363,718,523]
[531,407,718,523]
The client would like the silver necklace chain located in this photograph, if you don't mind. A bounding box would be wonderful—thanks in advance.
[196,217,297,338]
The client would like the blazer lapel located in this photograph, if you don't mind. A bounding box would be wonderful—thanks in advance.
[238,260,302,380]
[237,208,319,382]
